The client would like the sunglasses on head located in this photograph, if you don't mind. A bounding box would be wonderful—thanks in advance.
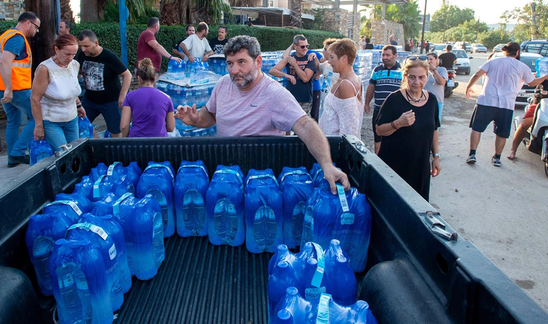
[299,45,310,49]
[407,55,428,61]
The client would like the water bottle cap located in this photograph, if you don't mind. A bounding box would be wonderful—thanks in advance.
[286,286,299,296]
[277,309,292,321]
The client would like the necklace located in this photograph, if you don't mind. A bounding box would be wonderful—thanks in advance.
[405,90,426,103]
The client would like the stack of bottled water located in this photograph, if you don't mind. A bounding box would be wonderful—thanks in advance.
[354,50,373,88]
[396,51,411,65]
[261,51,287,87]
[535,57,548,77]
[208,56,228,75]
[29,138,54,166]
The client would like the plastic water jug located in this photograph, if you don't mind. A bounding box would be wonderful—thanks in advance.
[89,163,108,181]
[244,169,283,254]
[136,161,176,238]
[29,138,53,165]
[272,287,316,324]
[535,57,548,77]
[49,238,112,324]
[112,193,165,279]
[43,199,87,223]
[91,173,135,202]
[54,192,94,215]
[206,165,245,246]
[323,240,357,306]
[174,160,209,237]
[73,176,94,202]
[309,163,332,190]
[66,220,125,311]
[25,212,75,296]
[105,161,142,188]
[79,213,132,294]
[78,116,94,138]
[301,185,373,273]
[278,167,314,248]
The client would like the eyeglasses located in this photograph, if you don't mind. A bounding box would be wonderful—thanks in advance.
[407,55,428,61]
[299,45,310,49]
[30,20,40,32]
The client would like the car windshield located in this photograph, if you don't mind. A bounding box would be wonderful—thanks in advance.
[453,50,468,58]
[434,44,446,50]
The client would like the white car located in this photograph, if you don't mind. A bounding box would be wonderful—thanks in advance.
[472,43,487,53]
[452,49,473,75]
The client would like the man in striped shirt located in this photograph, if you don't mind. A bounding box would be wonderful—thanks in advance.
[365,45,402,154]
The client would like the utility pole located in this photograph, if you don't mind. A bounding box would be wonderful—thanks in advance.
[420,0,427,54]
[475,18,479,42]
[531,3,537,40]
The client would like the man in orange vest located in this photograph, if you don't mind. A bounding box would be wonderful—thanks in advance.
[0,12,40,167]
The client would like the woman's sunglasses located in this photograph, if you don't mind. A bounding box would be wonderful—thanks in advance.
[407,55,428,61]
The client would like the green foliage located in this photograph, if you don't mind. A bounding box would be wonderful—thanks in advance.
[369,1,422,40]
[303,8,328,30]
[478,30,512,49]
[430,0,476,33]
[426,25,510,49]
[505,0,548,43]
[103,0,159,24]
[69,22,342,71]
[194,0,233,25]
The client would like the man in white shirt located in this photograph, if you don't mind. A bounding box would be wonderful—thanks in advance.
[464,42,548,167]
[180,22,213,63]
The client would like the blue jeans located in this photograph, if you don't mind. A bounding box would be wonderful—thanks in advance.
[1,89,34,156]
[82,97,121,134]
[43,117,79,151]
[438,102,443,125]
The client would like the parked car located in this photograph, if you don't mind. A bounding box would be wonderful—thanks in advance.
[430,44,447,53]
[493,43,506,52]
[472,43,487,53]
[454,41,473,53]
[452,49,473,75]
[521,39,548,57]
[491,52,542,108]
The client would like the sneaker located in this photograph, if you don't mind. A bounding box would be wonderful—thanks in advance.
[466,154,476,164]
[492,156,501,167]
[7,155,30,168]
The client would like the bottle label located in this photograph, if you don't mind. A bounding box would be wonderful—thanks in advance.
[305,213,314,230]
[305,286,326,300]
[316,293,332,324]
[311,243,325,288]
[280,170,312,183]
[93,175,106,199]
[107,162,121,177]
[145,164,175,183]
[113,192,133,217]
[45,200,82,216]
[178,164,209,181]
[108,244,117,260]
[341,212,355,225]
[59,272,75,288]
[68,223,108,241]
[336,184,350,212]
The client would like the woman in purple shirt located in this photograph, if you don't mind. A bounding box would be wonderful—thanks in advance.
[121,58,174,137]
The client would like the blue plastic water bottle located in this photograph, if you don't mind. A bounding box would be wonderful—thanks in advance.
[536,57,548,77]
[79,213,132,294]
[91,173,135,202]
[174,160,209,237]
[54,192,94,215]
[43,199,87,223]
[78,116,94,138]
[89,163,108,182]
[272,287,316,324]
[73,176,94,202]
[105,161,142,188]
[66,220,125,312]
[29,138,53,165]
[331,186,372,273]
[49,238,112,324]
[114,193,165,279]
[244,169,283,254]
[323,240,357,306]
[136,161,176,238]
[300,188,330,248]
[268,260,299,319]
[206,165,245,246]
[25,212,75,296]
[278,167,314,248]
[318,293,377,324]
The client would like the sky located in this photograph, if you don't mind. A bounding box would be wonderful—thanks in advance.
[415,0,533,24]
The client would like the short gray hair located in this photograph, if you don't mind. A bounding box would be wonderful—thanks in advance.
[223,35,261,59]
[293,34,307,45]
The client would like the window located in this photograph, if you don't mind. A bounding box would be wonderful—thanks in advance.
[525,43,542,54]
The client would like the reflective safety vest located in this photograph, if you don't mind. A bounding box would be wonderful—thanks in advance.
[0,28,32,91]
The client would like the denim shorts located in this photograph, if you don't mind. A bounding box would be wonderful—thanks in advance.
[82,96,121,134]
[43,117,79,151]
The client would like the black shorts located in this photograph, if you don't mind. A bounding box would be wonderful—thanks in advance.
[372,109,382,143]
[469,104,514,138]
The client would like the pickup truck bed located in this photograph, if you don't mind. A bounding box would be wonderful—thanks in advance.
[1,136,547,324]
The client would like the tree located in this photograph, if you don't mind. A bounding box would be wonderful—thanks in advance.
[368,0,422,41]
[289,0,303,28]
[504,0,548,43]
[430,0,475,33]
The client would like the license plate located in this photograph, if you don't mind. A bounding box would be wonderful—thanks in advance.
[447,80,455,87]
[518,91,533,98]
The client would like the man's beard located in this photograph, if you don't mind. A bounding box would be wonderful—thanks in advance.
[230,64,258,89]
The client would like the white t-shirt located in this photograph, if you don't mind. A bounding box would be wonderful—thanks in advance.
[206,74,306,136]
[182,34,212,61]
[477,56,534,110]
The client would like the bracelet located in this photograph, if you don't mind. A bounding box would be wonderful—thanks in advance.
[76,103,82,108]
[169,55,172,60]
[432,153,440,158]
[391,121,398,130]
